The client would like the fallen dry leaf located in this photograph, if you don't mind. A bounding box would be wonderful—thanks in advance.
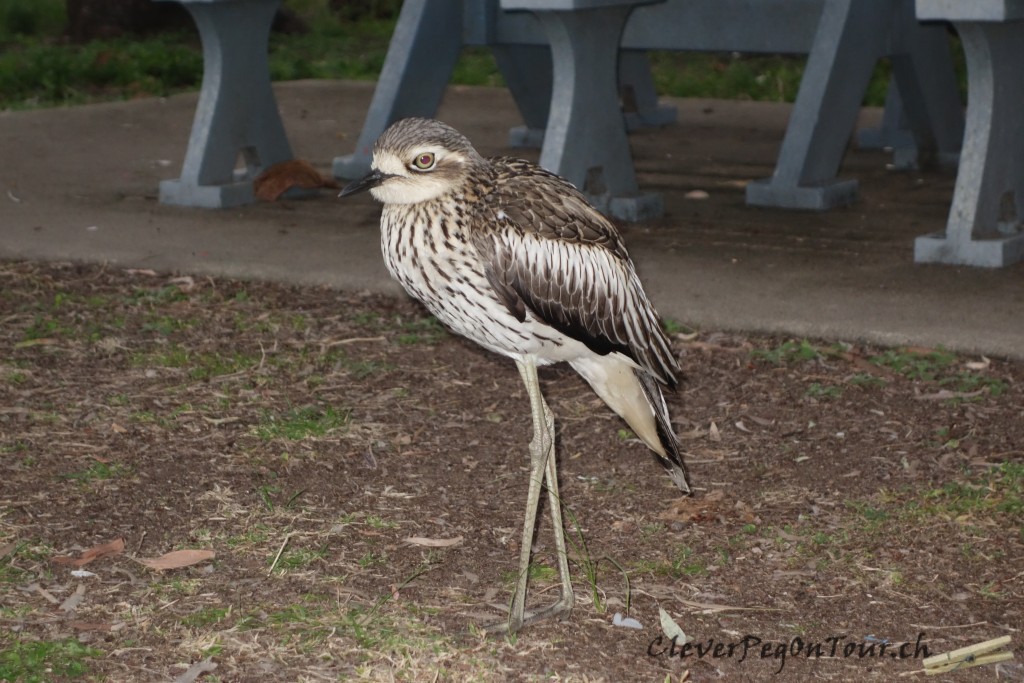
[254,159,340,201]
[60,583,87,613]
[136,549,216,571]
[708,421,722,442]
[52,538,125,567]
[31,583,59,604]
[658,489,726,524]
[964,356,991,371]
[659,606,691,644]
[172,658,217,683]
[914,388,986,401]
[403,536,464,548]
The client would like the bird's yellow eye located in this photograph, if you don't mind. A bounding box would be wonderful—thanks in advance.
[412,152,435,170]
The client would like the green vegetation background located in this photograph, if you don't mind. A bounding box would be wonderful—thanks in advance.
[0,0,963,111]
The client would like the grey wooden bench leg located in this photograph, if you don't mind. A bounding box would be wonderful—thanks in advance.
[915,20,1024,267]
[857,80,917,163]
[856,20,963,171]
[886,3,963,170]
[620,51,677,131]
[332,0,463,179]
[746,0,962,210]
[158,0,293,208]
[506,48,677,148]
[497,45,554,148]
[745,0,891,209]
[509,1,662,221]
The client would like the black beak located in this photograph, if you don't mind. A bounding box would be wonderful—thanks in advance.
[339,169,392,198]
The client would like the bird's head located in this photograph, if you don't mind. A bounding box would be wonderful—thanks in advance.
[340,118,485,205]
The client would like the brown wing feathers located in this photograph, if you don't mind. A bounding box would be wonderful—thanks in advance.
[477,160,679,389]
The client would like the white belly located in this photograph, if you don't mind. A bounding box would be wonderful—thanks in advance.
[380,208,592,365]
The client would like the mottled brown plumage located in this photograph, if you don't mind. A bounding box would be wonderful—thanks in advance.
[341,117,692,633]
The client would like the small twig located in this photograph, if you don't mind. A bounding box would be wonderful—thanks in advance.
[267,533,294,576]
[325,336,387,346]
[257,341,267,372]
[675,597,784,613]
[911,621,988,630]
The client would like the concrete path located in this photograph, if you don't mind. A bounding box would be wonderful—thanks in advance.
[1,80,1021,358]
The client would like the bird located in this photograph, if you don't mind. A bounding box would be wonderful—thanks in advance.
[340,117,691,634]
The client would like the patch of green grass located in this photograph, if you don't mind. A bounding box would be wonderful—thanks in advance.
[153,577,202,597]
[395,317,446,345]
[661,318,693,336]
[805,382,841,400]
[21,314,70,341]
[750,339,820,365]
[0,638,102,683]
[358,551,387,568]
[0,0,65,42]
[181,606,231,628]
[635,546,707,578]
[274,547,328,572]
[0,441,29,454]
[126,284,191,307]
[0,543,29,584]
[869,347,955,381]
[132,346,258,379]
[315,348,392,378]
[939,372,1008,398]
[868,347,1007,400]
[649,50,809,103]
[61,461,128,481]
[141,314,196,336]
[132,345,189,369]
[846,501,890,533]
[640,523,665,539]
[364,514,397,530]
[848,373,886,388]
[924,462,1023,516]
[190,351,257,380]
[502,562,557,585]
[225,526,270,547]
[3,370,27,385]
[351,312,384,327]
[255,404,349,441]
[811,532,833,546]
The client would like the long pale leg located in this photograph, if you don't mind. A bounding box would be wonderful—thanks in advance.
[485,359,574,633]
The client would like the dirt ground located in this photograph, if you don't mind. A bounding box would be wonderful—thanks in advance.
[0,258,1021,682]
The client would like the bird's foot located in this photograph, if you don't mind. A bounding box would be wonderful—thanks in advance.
[480,594,574,635]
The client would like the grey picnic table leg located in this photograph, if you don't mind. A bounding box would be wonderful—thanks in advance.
[505,48,677,149]
[332,0,464,179]
[508,0,663,221]
[856,18,963,171]
[857,80,917,161]
[619,51,677,131]
[914,20,1024,267]
[158,0,294,208]
[745,0,891,210]
[496,45,554,149]
[885,1,963,170]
